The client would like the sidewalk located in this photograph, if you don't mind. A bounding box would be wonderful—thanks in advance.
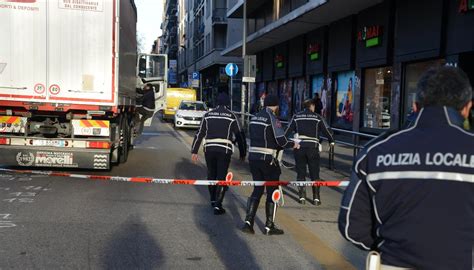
[282,140,355,178]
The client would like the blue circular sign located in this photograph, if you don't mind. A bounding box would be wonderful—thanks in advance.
[225,63,238,77]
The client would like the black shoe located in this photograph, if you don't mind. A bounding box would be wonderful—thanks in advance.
[242,198,259,234]
[298,186,306,204]
[298,197,306,205]
[214,206,226,215]
[313,198,321,206]
[241,221,255,234]
[265,201,284,235]
[213,186,227,215]
[312,186,321,206]
[264,224,284,235]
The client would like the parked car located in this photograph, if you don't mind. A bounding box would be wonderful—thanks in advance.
[174,101,208,128]
[163,88,197,121]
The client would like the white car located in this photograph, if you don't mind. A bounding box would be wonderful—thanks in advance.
[174,101,208,128]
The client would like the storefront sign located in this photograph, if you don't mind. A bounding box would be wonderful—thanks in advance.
[459,0,474,13]
[275,54,284,68]
[307,43,321,61]
[358,26,383,48]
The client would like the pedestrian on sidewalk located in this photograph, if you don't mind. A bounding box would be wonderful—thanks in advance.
[313,93,323,115]
[338,66,473,270]
[285,99,334,205]
[191,93,247,215]
[242,95,300,235]
[136,83,155,135]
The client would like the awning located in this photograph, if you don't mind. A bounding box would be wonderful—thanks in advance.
[222,0,383,56]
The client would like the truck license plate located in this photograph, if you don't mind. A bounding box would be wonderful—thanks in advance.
[32,140,65,147]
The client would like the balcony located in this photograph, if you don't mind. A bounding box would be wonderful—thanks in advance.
[223,0,382,56]
[169,26,178,37]
[227,0,267,18]
[165,0,177,14]
[212,8,228,25]
[194,0,204,13]
[193,23,205,41]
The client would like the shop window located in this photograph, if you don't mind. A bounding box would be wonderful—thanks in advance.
[293,78,307,114]
[251,82,266,113]
[267,81,278,96]
[311,74,328,117]
[403,59,445,124]
[278,79,292,120]
[362,67,393,130]
[333,71,356,130]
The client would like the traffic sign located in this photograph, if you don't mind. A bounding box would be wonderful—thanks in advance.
[191,72,200,88]
[225,63,238,77]
[242,77,256,83]
[272,189,281,203]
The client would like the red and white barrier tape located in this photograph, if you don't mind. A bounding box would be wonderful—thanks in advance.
[0,168,349,187]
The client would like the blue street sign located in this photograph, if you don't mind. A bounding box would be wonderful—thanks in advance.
[225,63,238,77]
[192,72,200,80]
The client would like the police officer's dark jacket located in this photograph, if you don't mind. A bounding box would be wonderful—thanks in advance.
[191,105,246,157]
[248,107,294,162]
[338,106,474,270]
[138,89,155,111]
[285,109,334,148]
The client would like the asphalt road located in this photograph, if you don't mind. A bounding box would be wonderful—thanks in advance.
[0,117,363,269]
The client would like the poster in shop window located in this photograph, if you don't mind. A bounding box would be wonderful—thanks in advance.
[278,79,292,120]
[334,71,356,129]
[252,82,266,113]
[267,81,277,96]
[293,78,307,114]
[311,75,328,117]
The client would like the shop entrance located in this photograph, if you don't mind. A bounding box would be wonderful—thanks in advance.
[458,52,474,87]
[458,52,474,128]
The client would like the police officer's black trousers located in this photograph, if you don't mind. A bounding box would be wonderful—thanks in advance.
[249,160,281,203]
[294,147,321,201]
[205,151,231,206]
[245,160,282,231]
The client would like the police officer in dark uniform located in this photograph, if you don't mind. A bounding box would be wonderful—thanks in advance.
[338,66,473,270]
[242,95,299,235]
[285,99,334,205]
[136,83,155,135]
[191,93,246,215]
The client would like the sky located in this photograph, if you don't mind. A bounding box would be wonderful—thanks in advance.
[135,0,164,53]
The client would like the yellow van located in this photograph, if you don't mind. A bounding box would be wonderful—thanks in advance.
[163,88,197,120]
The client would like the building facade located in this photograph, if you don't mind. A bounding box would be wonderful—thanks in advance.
[224,0,474,133]
[175,0,244,107]
[162,0,179,86]
[151,36,164,54]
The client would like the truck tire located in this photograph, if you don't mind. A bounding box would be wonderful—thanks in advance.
[129,114,137,150]
[111,122,120,165]
[119,115,129,163]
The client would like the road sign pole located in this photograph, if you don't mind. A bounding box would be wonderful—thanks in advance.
[225,63,238,110]
[199,75,202,101]
[247,81,251,131]
[241,0,247,127]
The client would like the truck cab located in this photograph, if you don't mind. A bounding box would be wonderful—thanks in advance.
[136,53,168,127]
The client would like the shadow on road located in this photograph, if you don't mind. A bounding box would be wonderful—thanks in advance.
[174,157,262,270]
[101,215,165,269]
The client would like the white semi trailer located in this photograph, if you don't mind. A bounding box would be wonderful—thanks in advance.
[0,0,167,169]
